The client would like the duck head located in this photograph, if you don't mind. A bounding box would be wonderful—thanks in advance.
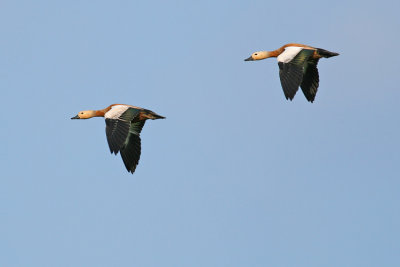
[71,110,97,119]
[244,51,271,61]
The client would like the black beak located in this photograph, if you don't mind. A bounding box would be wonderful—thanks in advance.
[244,56,254,61]
[71,115,80,119]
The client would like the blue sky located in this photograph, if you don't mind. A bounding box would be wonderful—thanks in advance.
[1,0,399,266]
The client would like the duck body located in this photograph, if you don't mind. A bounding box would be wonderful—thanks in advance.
[71,104,165,174]
[245,43,339,102]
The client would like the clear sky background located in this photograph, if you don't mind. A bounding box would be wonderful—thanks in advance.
[1,0,399,266]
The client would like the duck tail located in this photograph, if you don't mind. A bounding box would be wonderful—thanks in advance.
[316,48,339,58]
[143,109,166,120]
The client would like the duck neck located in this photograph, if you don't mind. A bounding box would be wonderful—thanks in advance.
[94,109,106,117]
[94,105,114,117]
[268,49,281,58]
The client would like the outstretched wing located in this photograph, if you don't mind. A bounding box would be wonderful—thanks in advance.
[277,48,315,100]
[105,107,141,154]
[120,120,146,173]
[278,62,304,100]
[300,59,320,103]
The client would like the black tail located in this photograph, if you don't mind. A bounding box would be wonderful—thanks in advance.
[151,113,166,120]
[143,109,165,120]
[316,48,339,58]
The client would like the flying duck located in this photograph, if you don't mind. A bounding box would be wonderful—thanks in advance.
[245,43,339,102]
[71,104,165,174]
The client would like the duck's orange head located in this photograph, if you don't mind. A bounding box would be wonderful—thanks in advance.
[71,110,97,120]
[244,51,271,61]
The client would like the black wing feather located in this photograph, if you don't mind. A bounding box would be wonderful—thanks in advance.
[278,49,315,101]
[120,134,141,173]
[120,121,146,173]
[105,119,130,154]
[105,107,141,155]
[278,62,303,100]
[300,59,320,103]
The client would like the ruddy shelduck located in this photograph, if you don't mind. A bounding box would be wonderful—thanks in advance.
[71,104,165,174]
[245,43,339,102]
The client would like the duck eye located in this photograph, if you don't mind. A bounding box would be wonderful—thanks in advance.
[254,53,258,56]
[80,112,84,114]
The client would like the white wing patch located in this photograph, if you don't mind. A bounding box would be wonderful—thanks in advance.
[105,105,130,119]
[277,47,304,63]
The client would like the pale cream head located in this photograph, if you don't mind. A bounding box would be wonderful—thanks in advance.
[71,110,97,119]
[244,51,271,61]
